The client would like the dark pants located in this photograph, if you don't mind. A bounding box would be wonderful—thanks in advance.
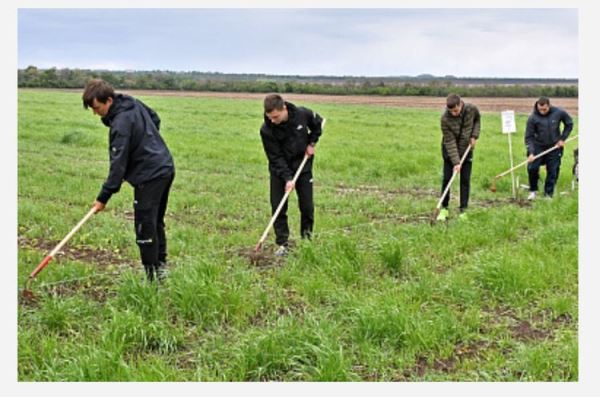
[270,171,314,246]
[528,147,563,197]
[441,152,473,211]
[133,173,174,278]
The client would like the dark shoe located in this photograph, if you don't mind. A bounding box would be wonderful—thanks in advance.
[155,261,168,282]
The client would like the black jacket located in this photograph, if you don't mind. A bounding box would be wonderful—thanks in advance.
[260,102,323,181]
[525,102,573,155]
[97,94,175,204]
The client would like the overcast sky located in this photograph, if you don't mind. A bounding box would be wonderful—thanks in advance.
[18,8,578,79]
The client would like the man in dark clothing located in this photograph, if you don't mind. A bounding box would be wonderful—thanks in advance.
[82,79,175,281]
[438,94,480,221]
[259,94,323,256]
[525,96,574,200]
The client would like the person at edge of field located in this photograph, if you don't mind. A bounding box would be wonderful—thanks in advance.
[82,79,175,282]
[259,94,324,256]
[525,96,574,200]
[437,93,480,221]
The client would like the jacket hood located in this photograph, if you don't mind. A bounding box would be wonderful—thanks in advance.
[263,101,298,127]
[102,94,135,126]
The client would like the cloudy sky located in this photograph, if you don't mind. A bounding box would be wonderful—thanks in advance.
[18,8,578,78]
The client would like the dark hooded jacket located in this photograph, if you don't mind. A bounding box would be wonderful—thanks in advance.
[260,102,323,181]
[525,102,573,155]
[440,102,481,165]
[97,94,174,203]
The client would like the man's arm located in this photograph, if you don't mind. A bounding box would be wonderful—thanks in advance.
[559,109,574,142]
[306,110,324,146]
[441,118,461,166]
[470,106,481,141]
[260,128,293,181]
[524,115,538,162]
[524,115,536,156]
[96,126,131,204]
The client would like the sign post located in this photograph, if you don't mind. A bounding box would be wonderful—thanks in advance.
[501,110,517,198]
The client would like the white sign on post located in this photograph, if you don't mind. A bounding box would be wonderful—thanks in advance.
[501,110,516,134]
[500,110,517,198]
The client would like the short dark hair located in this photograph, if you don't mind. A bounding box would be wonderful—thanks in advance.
[537,96,551,106]
[446,94,461,109]
[82,79,115,109]
[264,94,285,113]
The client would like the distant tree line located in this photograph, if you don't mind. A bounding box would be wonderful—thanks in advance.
[18,66,578,97]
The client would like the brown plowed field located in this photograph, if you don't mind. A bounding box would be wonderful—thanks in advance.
[125,90,578,115]
[38,88,578,115]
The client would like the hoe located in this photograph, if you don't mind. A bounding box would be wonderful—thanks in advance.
[490,135,578,192]
[431,144,473,225]
[21,206,97,301]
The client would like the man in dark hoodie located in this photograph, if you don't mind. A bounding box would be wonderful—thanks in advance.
[525,96,573,200]
[260,94,324,256]
[437,93,480,221]
[83,79,175,281]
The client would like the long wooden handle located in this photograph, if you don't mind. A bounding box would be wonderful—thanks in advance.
[29,206,97,279]
[254,118,326,251]
[494,135,578,180]
[255,155,310,250]
[435,144,473,210]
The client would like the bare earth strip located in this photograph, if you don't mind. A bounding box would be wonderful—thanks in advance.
[125,90,579,115]
[36,88,578,115]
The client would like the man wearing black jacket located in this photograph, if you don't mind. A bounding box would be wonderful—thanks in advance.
[83,79,175,281]
[525,97,573,200]
[260,94,323,256]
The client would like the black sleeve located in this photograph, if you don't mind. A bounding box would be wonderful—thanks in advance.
[305,108,324,145]
[524,115,536,155]
[260,127,293,181]
[138,99,161,130]
[96,121,132,204]
[560,110,574,141]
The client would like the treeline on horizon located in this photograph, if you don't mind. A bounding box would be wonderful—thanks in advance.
[18,66,579,98]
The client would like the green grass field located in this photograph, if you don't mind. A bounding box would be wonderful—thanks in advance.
[17,89,578,381]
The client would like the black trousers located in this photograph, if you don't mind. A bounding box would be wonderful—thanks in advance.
[270,171,314,246]
[441,152,473,210]
[133,173,174,269]
[528,146,563,197]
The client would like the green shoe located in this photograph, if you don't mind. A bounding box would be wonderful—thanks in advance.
[436,208,449,221]
[458,212,469,221]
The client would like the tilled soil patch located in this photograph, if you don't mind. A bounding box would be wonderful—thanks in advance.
[19,236,133,268]
[334,183,437,200]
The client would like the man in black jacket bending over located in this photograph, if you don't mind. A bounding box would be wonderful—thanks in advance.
[525,96,573,200]
[83,79,175,281]
[260,94,324,256]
